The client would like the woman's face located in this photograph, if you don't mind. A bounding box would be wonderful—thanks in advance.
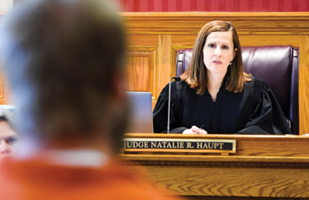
[203,30,236,76]
[0,121,18,161]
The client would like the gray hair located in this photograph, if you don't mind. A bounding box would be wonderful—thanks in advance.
[0,105,16,131]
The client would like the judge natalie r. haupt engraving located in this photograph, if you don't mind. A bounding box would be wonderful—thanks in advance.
[123,138,236,154]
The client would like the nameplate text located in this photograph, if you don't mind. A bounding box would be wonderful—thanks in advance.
[123,138,236,154]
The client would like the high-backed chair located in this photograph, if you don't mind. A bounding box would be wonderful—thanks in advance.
[176,46,299,134]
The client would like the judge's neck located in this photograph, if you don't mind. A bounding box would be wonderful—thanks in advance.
[207,71,226,91]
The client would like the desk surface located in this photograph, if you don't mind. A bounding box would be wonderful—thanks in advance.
[120,134,309,199]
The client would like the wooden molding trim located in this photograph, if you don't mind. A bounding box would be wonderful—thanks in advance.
[121,159,309,168]
[122,12,309,35]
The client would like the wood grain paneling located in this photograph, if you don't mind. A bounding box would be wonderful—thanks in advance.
[137,165,309,197]
[238,35,301,47]
[123,12,309,135]
[126,56,151,91]
[126,47,156,93]
[121,134,309,198]
[157,34,171,97]
[0,63,5,104]
[126,34,159,46]
[122,12,309,35]
[0,14,8,104]
[299,35,309,137]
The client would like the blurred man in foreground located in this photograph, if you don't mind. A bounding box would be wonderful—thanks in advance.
[0,0,181,199]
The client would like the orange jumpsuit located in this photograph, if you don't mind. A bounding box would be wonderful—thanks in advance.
[0,156,183,200]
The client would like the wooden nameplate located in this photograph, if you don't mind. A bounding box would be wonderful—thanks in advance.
[123,138,236,155]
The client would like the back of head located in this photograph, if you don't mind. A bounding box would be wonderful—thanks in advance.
[0,0,127,152]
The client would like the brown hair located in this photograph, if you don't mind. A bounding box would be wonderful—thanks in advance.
[0,0,127,152]
[181,20,251,94]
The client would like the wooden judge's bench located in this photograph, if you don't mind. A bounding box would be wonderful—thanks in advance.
[120,134,309,200]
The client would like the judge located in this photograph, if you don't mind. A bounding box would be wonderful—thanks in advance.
[153,20,292,135]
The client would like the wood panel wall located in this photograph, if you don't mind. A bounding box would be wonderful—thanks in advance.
[122,12,309,135]
[0,13,6,105]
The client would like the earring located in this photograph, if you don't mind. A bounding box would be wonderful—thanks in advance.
[229,61,232,66]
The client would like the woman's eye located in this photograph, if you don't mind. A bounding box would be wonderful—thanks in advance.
[208,44,215,48]
[222,46,229,50]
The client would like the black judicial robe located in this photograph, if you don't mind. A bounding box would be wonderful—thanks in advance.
[153,77,292,134]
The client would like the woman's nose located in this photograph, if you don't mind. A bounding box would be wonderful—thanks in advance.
[0,140,10,154]
[214,47,222,57]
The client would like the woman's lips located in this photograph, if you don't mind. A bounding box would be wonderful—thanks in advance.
[213,60,222,64]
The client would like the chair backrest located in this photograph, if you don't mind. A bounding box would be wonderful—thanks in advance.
[176,46,299,134]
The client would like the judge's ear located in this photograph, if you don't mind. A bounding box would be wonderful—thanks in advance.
[233,48,238,59]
